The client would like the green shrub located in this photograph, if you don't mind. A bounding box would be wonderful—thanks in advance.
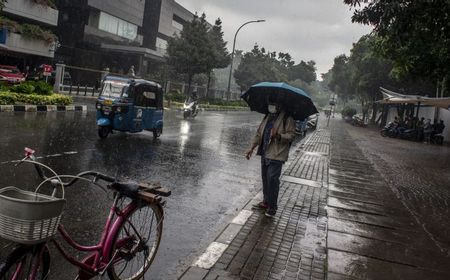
[0,17,57,43]
[21,24,57,43]
[0,91,72,105]
[10,81,53,95]
[11,83,35,94]
[32,81,53,95]
[0,82,11,92]
[16,94,72,105]
[0,92,18,105]
[341,106,357,118]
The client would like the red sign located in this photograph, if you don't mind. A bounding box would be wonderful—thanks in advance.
[42,64,53,76]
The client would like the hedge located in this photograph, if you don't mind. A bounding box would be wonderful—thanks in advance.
[9,81,53,95]
[0,92,72,105]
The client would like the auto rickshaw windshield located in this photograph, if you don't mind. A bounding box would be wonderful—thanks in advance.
[100,81,129,98]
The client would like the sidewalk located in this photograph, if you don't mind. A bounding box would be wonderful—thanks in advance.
[180,118,450,280]
[180,127,330,280]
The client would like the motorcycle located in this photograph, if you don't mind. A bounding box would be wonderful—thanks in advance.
[295,119,308,137]
[307,114,319,130]
[183,97,199,119]
[351,115,366,127]
[380,121,397,137]
[398,128,417,141]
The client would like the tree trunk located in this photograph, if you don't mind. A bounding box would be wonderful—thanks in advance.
[441,76,447,98]
[380,104,388,127]
[370,100,378,124]
[187,73,193,96]
[206,71,212,99]
[361,100,367,122]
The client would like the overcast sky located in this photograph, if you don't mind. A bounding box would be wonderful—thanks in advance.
[176,0,372,77]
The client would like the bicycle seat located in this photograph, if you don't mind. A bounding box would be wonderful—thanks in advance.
[109,182,139,199]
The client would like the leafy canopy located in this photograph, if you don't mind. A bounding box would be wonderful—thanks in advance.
[234,45,317,91]
[344,0,450,84]
[166,14,230,90]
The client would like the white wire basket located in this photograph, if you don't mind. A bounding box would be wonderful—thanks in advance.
[0,186,65,244]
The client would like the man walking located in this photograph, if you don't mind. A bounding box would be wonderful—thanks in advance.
[245,101,296,217]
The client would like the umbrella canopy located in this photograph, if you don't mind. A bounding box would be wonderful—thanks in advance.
[241,82,318,120]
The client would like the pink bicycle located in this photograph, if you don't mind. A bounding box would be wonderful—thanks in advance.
[0,148,171,280]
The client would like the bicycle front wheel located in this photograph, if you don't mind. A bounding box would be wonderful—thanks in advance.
[0,244,50,280]
[108,203,163,280]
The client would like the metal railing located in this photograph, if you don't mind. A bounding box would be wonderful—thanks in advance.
[54,64,242,100]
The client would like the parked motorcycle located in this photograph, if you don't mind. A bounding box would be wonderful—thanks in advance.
[307,114,319,130]
[381,122,417,140]
[295,119,308,137]
[351,115,366,127]
[380,121,396,137]
[398,128,417,141]
[183,97,199,119]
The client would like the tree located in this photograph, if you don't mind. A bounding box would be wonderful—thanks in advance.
[166,13,211,94]
[233,45,288,91]
[328,35,397,122]
[234,45,317,92]
[348,35,394,122]
[288,60,317,84]
[328,54,353,103]
[344,0,450,97]
[205,18,230,97]
[0,0,6,9]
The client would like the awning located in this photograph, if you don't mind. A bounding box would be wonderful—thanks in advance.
[377,87,450,109]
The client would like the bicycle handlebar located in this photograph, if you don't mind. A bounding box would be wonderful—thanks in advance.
[25,154,116,187]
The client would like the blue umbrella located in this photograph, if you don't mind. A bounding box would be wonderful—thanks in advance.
[241,82,318,120]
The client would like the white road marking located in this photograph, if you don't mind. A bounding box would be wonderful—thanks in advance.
[193,242,228,269]
[231,209,253,225]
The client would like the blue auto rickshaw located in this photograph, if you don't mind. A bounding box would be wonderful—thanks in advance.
[96,75,164,139]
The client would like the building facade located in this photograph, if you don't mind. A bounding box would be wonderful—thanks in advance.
[155,0,193,55]
[0,0,59,70]
[54,0,196,85]
[1,0,198,85]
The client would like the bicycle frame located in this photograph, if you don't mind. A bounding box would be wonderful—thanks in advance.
[14,195,138,280]
[5,150,168,280]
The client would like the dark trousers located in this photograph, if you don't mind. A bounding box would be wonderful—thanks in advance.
[261,158,283,212]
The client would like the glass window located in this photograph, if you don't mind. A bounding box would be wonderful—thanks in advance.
[156,38,168,50]
[101,81,129,98]
[99,12,118,35]
[118,20,138,40]
[98,12,137,40]
[134,86,160,107]
[172,19,183,31]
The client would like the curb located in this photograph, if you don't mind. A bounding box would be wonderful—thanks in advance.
[167,107,249,112]
[0,105,87,112]
[179,133,315,280]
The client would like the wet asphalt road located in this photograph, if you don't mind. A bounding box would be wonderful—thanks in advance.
[0,109,264,279]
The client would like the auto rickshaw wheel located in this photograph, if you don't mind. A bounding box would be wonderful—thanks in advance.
[183,111,189,119]
[153,128,162,139]
[98,126,110,139]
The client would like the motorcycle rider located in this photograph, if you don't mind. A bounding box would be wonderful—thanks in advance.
[190,91,198,113]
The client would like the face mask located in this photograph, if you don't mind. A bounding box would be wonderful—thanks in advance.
[268,105,277,114]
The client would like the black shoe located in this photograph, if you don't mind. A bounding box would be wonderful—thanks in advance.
[265,209,276,218]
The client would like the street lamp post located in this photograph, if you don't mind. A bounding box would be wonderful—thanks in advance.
[226,19,265,100]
